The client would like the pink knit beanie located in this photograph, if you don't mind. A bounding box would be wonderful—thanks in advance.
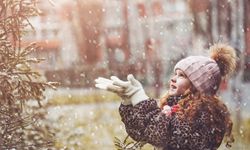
[174,43,236,95]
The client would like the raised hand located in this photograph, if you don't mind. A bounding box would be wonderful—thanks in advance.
[95,77,123,93]
[124,74,149,105]
[95,74,149,106]
[95,76,131,105]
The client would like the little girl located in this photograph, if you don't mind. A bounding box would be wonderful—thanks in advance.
[95,43,236,150]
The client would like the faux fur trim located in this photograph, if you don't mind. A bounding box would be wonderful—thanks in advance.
[210,43,236,77]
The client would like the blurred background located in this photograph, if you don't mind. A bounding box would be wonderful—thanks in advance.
[22,0,250,149]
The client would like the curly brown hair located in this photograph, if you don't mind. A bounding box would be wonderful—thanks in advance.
[159,91,234,148]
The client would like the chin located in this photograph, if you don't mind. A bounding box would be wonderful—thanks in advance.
[168,91,177,96]
[169,90,182,97]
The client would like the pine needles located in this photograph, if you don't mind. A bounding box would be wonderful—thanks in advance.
[114,135,146,150]
[0,0,58,149]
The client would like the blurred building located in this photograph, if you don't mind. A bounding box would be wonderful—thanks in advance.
[22,0,250,89]
[102,0,192,95]
[23,1,61,70]
[22,0,192,89]
[23,0,81,71]
[243,0,250,81]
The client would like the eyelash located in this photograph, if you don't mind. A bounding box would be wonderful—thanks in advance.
[179,73,184,77]
[174,72,185,78]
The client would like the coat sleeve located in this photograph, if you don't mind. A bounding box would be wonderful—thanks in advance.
[119,99,173,147]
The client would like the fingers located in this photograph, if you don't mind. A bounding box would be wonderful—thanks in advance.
[95,77,124,93]
[95,77,113,85]
[95,83,124,93]
[95,77,113,90]
[127,74,140,86]
[106,84,124,93]
[95,76,132,93]
[95,83,107,90]
[111,76,128,88]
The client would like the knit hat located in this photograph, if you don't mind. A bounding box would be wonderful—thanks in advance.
[174,43,236,95]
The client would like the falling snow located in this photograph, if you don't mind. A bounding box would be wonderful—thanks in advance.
[1,0,250,149]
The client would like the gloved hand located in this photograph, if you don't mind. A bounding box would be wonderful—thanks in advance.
[95,74,149,106]
[95,76,132,105]
[111,74,149,106]
[95,77,122,92]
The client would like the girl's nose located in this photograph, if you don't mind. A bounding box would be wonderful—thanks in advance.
[170,76,176,83]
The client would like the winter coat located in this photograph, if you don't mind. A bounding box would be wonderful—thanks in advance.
[119,97,226,150]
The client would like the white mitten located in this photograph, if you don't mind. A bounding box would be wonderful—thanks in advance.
[95,77,121,91]
[111,74,149,106]
[95,77,131,105]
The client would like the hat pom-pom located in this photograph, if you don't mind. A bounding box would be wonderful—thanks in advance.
[210,43,236,77]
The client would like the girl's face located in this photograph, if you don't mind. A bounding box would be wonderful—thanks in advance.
[168,69,192,96]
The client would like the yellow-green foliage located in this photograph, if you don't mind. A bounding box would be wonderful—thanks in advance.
[48,91,120,105]
[241,118,250,143]
[46,87,160,106]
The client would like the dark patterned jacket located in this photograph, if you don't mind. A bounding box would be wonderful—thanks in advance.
[119,98,225,150]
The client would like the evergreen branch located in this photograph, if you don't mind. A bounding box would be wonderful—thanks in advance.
[0,0,58,149]
[114,135,146,150]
